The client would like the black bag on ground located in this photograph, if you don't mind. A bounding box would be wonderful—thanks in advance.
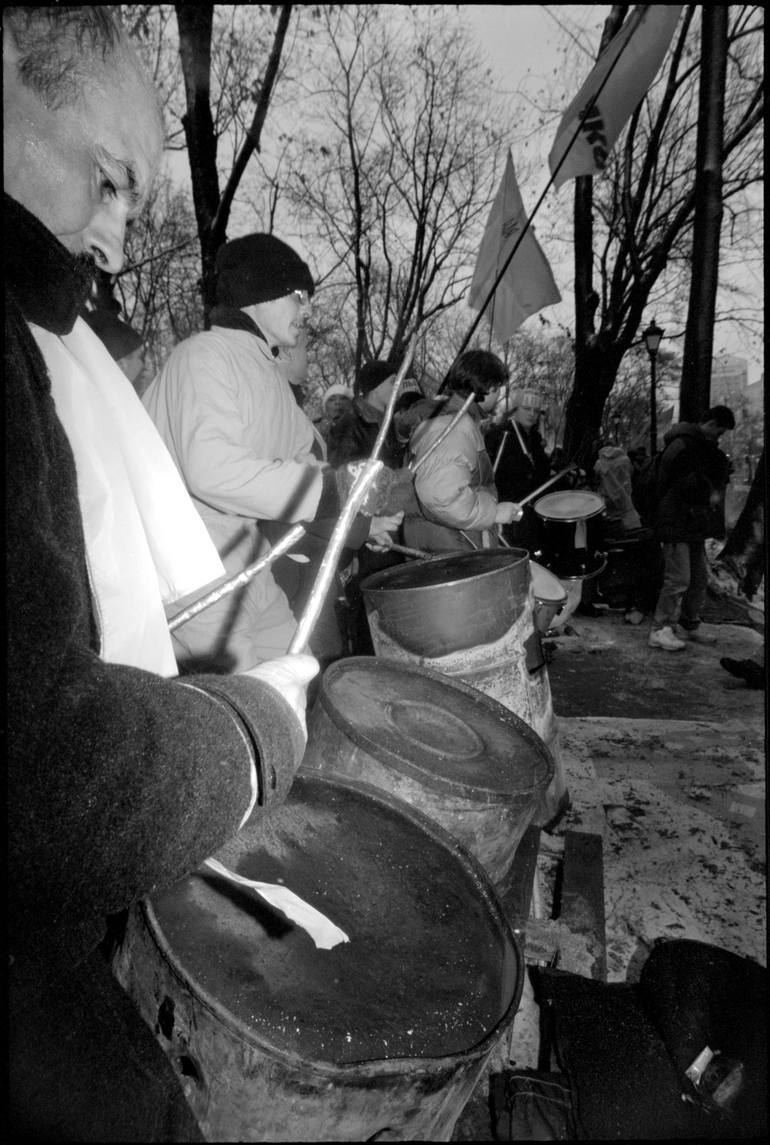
[490,1069,576,1140]
[533,939,767,1140]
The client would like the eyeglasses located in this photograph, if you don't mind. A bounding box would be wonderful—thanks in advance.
[292,289,310,306]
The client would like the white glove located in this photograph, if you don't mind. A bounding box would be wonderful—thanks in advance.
[367,511,404,551]
[495,501,524,525]
[243,653,319,740]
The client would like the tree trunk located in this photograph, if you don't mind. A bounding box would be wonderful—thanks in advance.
[567,5,628,465]
[175,4,221,322]
[718,449,765,597]
[679,6,728,421]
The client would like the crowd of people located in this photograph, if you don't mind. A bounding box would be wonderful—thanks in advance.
[6,5,759,1141]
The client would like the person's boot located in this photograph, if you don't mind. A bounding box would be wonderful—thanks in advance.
[720,657,765,689]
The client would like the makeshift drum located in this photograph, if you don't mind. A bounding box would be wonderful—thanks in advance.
[529,561,568,634]
[361,551,568,827]
[113,774,523,1143]
[303,657,553,886]
[533,490,607,580]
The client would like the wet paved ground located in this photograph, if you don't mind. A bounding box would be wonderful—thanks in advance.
[454,593,765,1138]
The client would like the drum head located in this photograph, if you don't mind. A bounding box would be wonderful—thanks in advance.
[317,657,552,798]
[529,561,567,605]
[363,548,530,592]
[534,490,605,521]
[148,774,521,1064]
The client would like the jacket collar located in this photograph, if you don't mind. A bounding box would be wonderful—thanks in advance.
[4,193,92,335]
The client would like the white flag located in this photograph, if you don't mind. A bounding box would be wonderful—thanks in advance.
[548,5,683,190]
[467,151,561,344]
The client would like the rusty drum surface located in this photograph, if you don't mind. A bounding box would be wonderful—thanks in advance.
[360,548,530,657]
[113,773,523,1142]
[302,657,553,885]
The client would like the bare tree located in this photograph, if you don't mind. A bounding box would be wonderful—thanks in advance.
[563,4,763,463]
[174,3,293,319]
[279,5,511,375]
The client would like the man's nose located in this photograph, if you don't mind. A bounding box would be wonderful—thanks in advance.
[82,200,128,274]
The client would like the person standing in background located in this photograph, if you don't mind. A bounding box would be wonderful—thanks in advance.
[485,387,551,552]
[83,307,150,396]
[648,406,735,652]
[404,350,522,554]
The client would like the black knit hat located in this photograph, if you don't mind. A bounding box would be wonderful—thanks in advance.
[83,309,143,361]
[215,233,315,307]
[357,360,395,398]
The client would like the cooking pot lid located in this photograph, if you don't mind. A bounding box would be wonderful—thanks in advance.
[318,657,551,796]
[364,548,529,592]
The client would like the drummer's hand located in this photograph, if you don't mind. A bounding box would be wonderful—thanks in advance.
[495,501,524,525]
[367,511,404,551]
[242,653,319,740]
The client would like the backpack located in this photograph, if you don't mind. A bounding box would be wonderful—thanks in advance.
[631,452,663,527]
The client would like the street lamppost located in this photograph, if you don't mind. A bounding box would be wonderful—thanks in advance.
[643,318,664,456]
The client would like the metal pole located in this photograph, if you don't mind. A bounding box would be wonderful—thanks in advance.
[649,354,658,457]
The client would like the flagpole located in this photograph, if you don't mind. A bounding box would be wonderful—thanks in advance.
[457,10,653,359]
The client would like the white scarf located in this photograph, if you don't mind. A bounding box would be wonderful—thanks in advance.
[30,318,225,677]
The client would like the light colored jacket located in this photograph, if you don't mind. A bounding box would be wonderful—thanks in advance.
[143,326,327,667]
[404,395,499,552]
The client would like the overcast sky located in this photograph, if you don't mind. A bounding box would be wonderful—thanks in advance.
[460,4,763,381]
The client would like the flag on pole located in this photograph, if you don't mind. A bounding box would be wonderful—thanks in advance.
[548,5,683,190]
[467,151,561,344]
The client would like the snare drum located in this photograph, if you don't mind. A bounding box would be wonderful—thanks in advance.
[533,490,607,580]
[529,561,568,633]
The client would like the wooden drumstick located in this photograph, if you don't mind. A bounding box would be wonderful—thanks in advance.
[516,467,574,509]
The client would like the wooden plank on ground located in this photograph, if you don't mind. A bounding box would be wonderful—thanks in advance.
[557,831,607,981]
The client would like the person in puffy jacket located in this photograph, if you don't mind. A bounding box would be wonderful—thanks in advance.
[648,406,735,652]
[403,350,523,553]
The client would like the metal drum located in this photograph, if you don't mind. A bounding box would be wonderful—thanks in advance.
[302,657,553,886]
[362,553,569,827]
[533,490,607,580]
[113,774,523,1142]
[359,548,530,658]
[529,560,568,634]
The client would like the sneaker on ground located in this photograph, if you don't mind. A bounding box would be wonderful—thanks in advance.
[648,625,686,651]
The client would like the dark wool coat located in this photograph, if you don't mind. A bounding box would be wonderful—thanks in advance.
[485,419,551,549]
[6,194,305,1139]
[653,423,731,543]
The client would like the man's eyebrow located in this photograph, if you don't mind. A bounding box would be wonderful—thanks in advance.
[96,147,145,212]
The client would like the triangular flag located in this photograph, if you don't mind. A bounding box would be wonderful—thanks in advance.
[549,5,683,189]
[468,151,561,344]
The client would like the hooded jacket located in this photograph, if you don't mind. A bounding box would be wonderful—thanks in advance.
[654,423,731,543]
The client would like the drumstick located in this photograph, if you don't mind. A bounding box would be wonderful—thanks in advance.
[168,523,307,632]
[517,467,574,509]
[409,393,476,475]
[378,540,432,560]
[492,430,509,475]
[289,332,420,654]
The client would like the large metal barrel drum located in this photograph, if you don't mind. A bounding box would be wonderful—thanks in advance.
[113,774,523,1142]
[302,657,554,885]
[361,549,568,824]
